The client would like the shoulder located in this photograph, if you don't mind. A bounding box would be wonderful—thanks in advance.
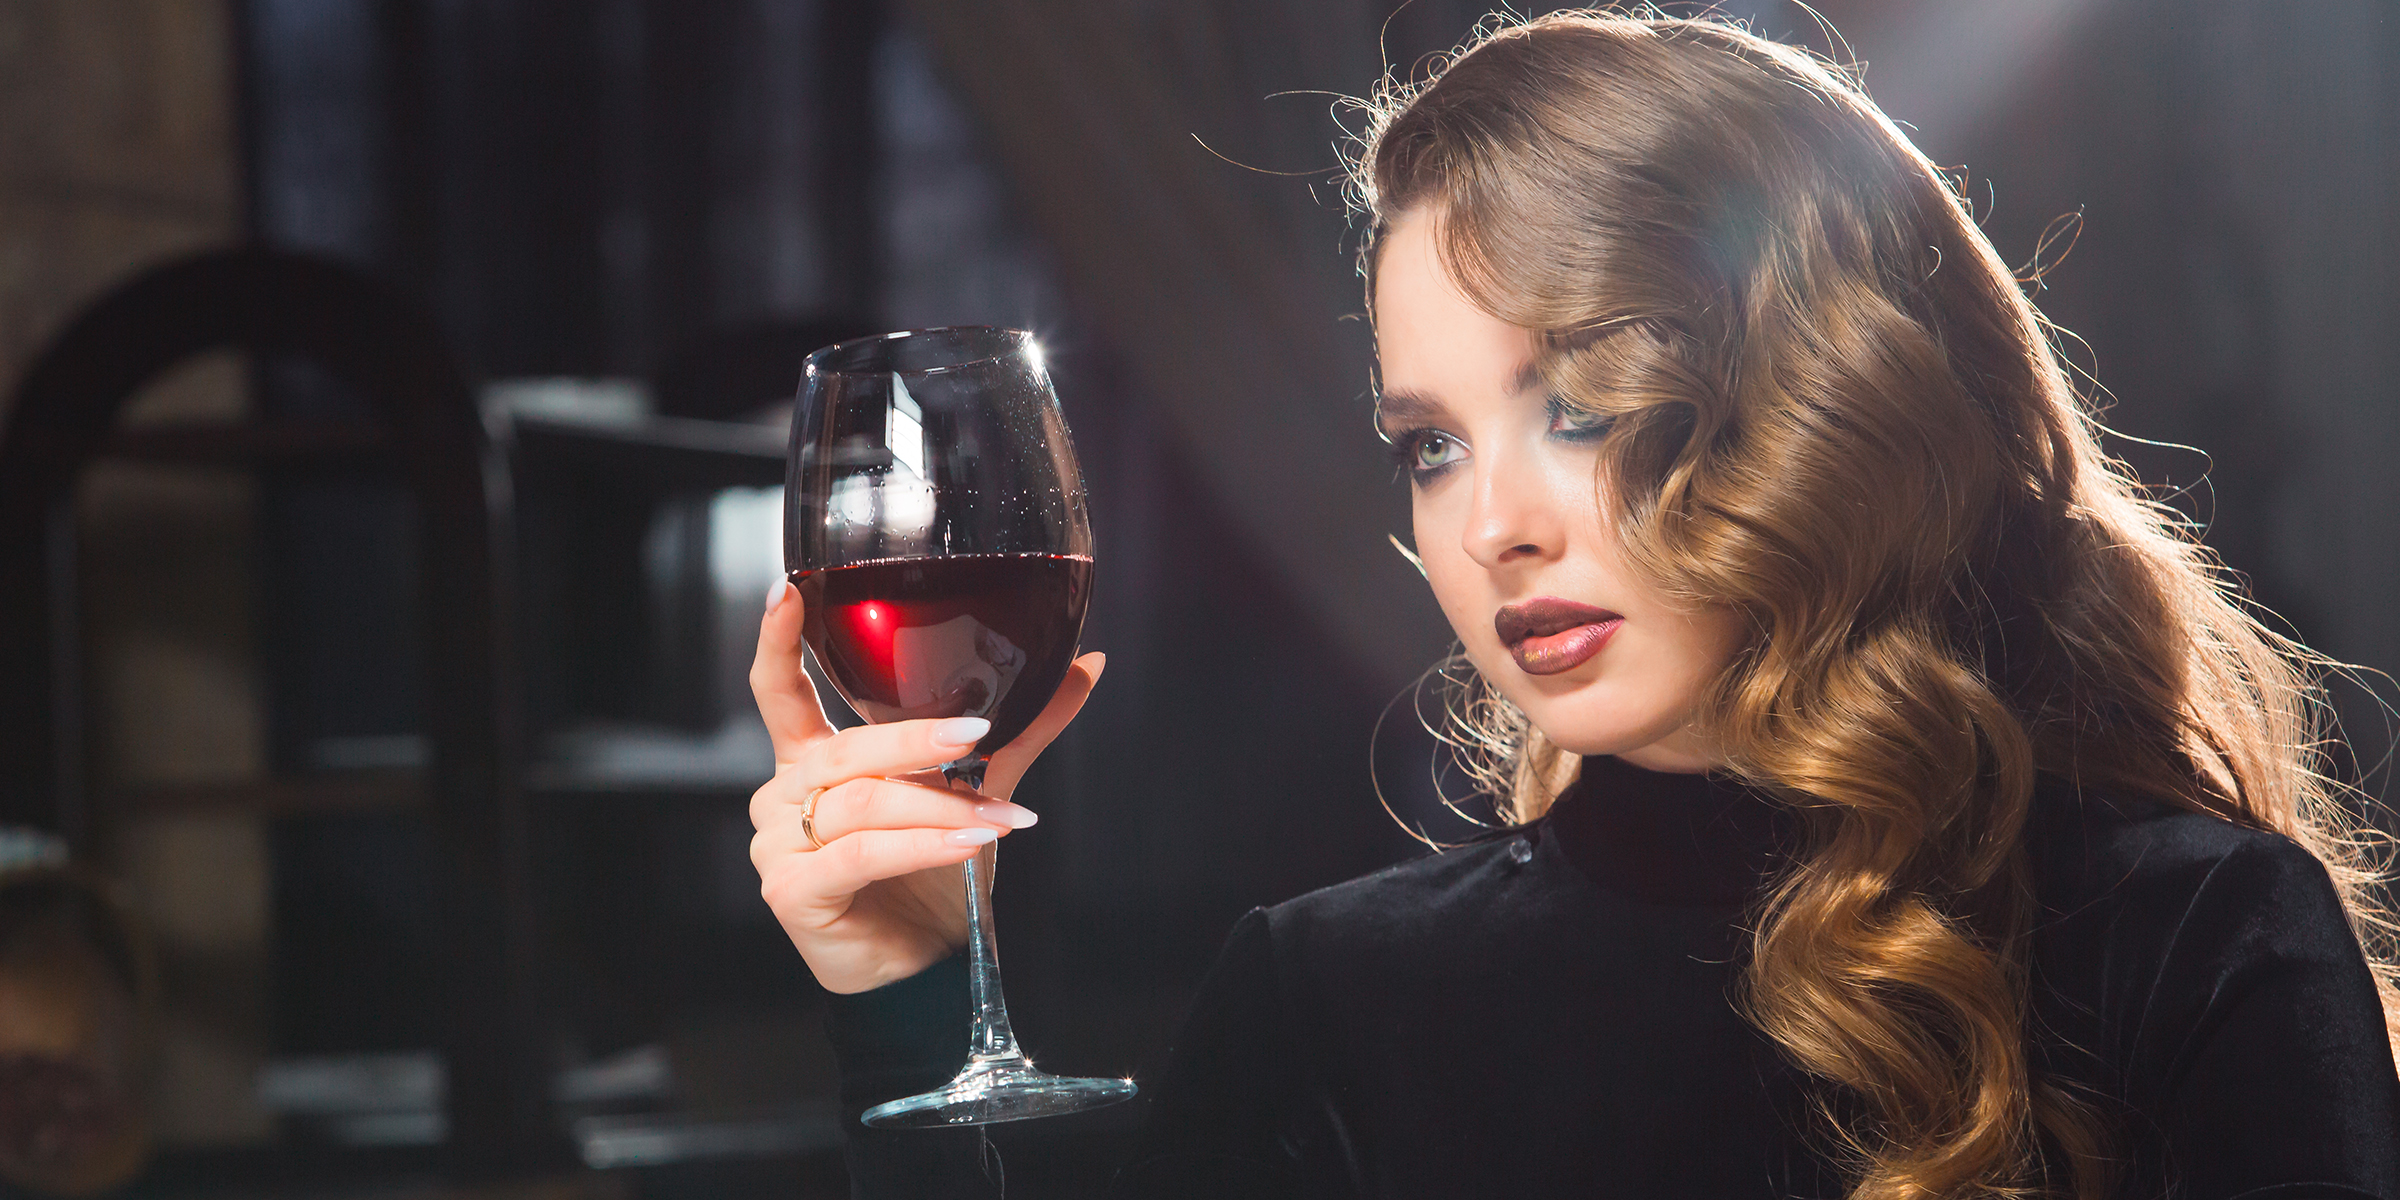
[2022,774,2380,1074]
[1162,835,1537,1079]
[2024,775,2347,935]
[1256,830,1535,949]
[2023,778,2400,1187]
[1239,828,1563,1002]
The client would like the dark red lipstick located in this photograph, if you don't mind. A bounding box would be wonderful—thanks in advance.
[1496,597,1624,676]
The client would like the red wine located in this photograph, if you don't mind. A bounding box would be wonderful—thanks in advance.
[795,553,1094,757]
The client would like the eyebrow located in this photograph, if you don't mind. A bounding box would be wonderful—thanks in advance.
[1374,387,1444,428]
[1507,360,1543,395]
[1375,360,1545,429]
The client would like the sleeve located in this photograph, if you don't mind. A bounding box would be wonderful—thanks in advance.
[1111,907,1364,1200]
[823,912,1359,1200]
[2139,838,2400,1200]
[822,953,1004,1199]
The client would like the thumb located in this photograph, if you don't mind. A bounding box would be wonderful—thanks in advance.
[982,652,1105,800]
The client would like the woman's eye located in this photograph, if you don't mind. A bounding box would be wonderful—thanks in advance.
[1386,428,1466,478]
[1547,397,1613,440]
[1411,432,1465,472]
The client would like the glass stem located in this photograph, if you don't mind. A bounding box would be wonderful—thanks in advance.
[960,850,1021,1063]
[948,756,1023,1065]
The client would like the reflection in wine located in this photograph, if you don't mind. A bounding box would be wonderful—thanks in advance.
[795,552,1093,759]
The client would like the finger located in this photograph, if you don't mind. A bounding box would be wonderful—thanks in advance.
[983,652,1105,800]
[746,715,991,829]
[750,579,834,763]
[750,806,1019,878]
[802,715,994,796]
[773,827,997,905]
[752,774,1036,844]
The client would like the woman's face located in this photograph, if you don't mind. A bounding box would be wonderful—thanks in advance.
[1373,209,1747,773]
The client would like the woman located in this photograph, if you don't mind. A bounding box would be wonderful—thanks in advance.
[748,11,2400,1198]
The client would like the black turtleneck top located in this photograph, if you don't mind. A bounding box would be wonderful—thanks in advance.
[825,758,2400,1198]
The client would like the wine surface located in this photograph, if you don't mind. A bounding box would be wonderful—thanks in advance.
[795,553,1093,757]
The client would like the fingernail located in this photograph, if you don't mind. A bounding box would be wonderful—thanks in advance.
[765,580,791,613]
[944,827,999,847]
[975,801,1039,829]
[932,717,990,747]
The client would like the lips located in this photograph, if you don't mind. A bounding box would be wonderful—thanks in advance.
[1496,597,1624,676]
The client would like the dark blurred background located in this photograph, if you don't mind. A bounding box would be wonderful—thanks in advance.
[0,1,2391,1196]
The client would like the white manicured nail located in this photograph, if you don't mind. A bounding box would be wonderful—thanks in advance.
[975,801,1039,829]
[766,580,791,613]
[933,717,990,747]
[945,827,999,847]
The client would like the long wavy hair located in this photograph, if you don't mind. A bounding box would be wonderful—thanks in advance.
[1351,11,2400,1198]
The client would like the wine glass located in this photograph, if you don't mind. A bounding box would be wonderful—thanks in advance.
[783,326,1135,1127]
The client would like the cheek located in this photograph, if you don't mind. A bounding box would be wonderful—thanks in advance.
[1652,606,1750,692]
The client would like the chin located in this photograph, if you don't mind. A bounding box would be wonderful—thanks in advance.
[1517,688,1710,769]
[1539,725,1677,759]
[1516,699,1674,757]
[1471,648,1713,765]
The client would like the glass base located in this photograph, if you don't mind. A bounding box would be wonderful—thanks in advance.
[861,1054,1137,1128]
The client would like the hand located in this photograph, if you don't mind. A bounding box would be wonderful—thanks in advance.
[747,580,1103,995]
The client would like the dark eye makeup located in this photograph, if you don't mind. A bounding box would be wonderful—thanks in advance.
[1546,395,1614,440]
[1385,426,1465,479]
[1378,395,1615,484]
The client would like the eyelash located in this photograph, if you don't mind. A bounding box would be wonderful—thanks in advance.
[1383,399,1615,481]
[1386,427,1460,479]
[1546,397,1614,441]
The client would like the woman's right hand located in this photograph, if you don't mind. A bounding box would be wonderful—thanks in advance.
[746,580,1104,995]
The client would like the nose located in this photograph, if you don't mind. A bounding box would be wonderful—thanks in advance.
[1461,448,1561,570]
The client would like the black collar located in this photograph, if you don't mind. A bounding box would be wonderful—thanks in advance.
[1544,754,1797,907]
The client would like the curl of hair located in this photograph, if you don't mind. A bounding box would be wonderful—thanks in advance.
[1412,649,1577,833]
[1352,10,2400,1199]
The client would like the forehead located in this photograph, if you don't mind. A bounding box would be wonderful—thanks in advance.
[1373,212,1542,410]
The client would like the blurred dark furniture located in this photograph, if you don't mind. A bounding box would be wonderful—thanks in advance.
[0,246,555,1180]
[0,252,885,1195]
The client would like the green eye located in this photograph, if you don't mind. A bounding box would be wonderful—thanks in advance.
[1413,433,1464,471]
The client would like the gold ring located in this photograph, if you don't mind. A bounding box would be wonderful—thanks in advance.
[801,787,829,850]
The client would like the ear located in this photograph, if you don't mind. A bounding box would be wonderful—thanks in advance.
[1389,532,1428,579]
